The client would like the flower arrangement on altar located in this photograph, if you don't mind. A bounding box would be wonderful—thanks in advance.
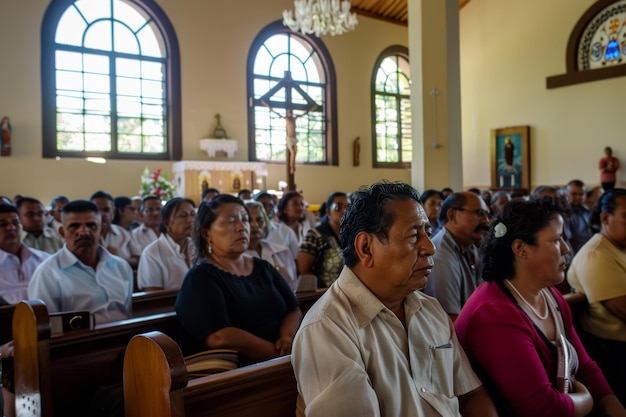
[139,167,177,201]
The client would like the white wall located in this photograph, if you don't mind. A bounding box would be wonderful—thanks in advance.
[460,0,626,190]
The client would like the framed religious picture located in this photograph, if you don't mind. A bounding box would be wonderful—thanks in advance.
[490,126,530,190]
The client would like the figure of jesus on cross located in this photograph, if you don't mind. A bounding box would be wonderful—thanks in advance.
[259,71,318,190]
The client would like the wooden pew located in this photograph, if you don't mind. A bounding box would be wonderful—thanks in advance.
[124,331,298,417]
[0,303,16,345]
[11,288,324,417]
[12,300,178,417]
[131,288,178,317]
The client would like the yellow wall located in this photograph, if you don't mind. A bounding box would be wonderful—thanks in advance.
[460,0,626,190]
[2,0,623,206]
[0,0,409,205]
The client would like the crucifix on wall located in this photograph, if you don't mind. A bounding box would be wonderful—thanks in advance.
[259,71,319,191]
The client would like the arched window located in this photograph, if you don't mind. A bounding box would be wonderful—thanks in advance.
[371,46,411,168]
[41,0,181,160]
[247,21,337,166]
[547,0,626,88]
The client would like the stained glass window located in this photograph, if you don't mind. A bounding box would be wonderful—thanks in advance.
[42,0,181,160]
[247,21,337,165]
[578,0,626,70]
[372,46,411,168]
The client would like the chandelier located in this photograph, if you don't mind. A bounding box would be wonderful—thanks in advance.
[283,0,358,37]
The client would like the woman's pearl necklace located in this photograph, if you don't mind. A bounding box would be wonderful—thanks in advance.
[505,279,549,320]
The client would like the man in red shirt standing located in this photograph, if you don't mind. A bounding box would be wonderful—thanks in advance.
[599,146,620,191]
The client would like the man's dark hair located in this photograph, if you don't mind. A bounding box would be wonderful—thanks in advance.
[438,192,469,225]
[0,204,18,214]
[237,189,252,199]
[62,200,100,219]
[141,195,161,208]
[201,188,220,200]
[340,181,420,268]
[15,197,43,210]
[253,191,273,201]
[89,190,114,202]
[50,195,69,208]
[566,179,585,189]
[529,185,559,200]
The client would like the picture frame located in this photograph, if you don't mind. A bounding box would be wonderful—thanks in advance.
[490,126,530,190]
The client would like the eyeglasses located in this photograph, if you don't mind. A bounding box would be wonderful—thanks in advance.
[143,207,162,213]
[455,208,491,219]
[330,202,350,211]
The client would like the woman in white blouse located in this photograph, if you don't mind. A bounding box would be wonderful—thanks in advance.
[245,201,297,291]
[137,197,195,290]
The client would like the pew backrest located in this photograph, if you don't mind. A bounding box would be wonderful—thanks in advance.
[131,288,178,317]
[12,300,178,417]
[124,331,298,417]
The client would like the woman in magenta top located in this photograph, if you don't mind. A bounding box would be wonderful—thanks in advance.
[454,196,625,417]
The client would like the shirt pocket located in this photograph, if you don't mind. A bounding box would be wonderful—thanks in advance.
[429,342,455,397]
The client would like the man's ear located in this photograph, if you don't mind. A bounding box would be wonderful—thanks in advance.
[600,211,610,227]
[354,232,375,268]
[59,226,65,239]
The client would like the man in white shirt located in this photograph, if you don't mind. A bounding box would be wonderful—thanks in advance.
[0,204,49,304]
[47,195,69,234]
[90,191,139,268]
[17,197,63,254]
[131,195,161,256]
[28,200,133,324]
[292,181,497,417]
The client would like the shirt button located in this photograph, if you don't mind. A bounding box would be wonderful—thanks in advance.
[421,388,426,393]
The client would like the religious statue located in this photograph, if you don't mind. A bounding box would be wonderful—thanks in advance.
[353,136,360,166]
[503,136,514,169]
[264,107,316,175]
[1,116,11,157]
[213,113,227,139]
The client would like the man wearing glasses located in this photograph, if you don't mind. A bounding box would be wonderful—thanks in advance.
[424,192,491,322]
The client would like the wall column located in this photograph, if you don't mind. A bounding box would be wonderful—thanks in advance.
[409,0,463,192]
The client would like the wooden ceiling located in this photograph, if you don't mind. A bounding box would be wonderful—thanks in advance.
[351,0,471,26]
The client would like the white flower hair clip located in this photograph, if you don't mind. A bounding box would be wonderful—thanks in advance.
[494,222,508,238]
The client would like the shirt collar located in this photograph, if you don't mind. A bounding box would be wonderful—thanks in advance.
[336,266,424,327]
[58,244,109,270]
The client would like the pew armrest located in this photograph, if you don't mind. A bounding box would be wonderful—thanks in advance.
[124,331,188,417]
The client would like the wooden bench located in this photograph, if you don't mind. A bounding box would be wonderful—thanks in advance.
[132,288,178,317]
[0,303,16,345]
[124,331,298,417]
[12,300,178,417]
[10,288,324,416]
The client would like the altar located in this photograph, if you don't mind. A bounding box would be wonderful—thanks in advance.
[173,161,268,204]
